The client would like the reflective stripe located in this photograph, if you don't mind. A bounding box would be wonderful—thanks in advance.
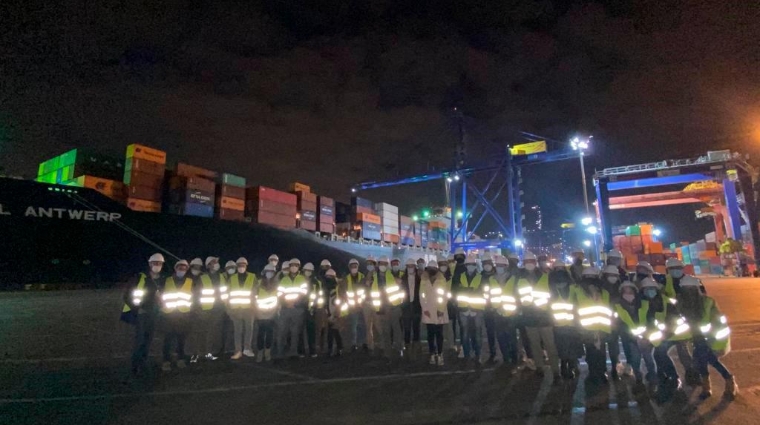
[700,323,712,333]
[489,287,503,295]
[385,285,400,294]
[715,327,730,340]
[580,317,612,327]
[230,290,252,297]
[388,293,406,303]
[201,289,216,295]
[219,286,228,293]
[132,298,142,305]
[200,297,216,304]
[551,303,574,311]
[371,291,381,298]
[649,330,663,342]
[372,300,382,307]
[674,322,690,335]
[437,297,444,304]
[502,304,517,312]
[518,287,532,295]
[284,294,299,301]
[631,326,646,336]
[534,298,548,307]
[577,306,612,317]
[133,290,145,297]
[230,299,252,305]
[501,296,516,303]
[220,294,229,300]
[553,313,574,321]
[720,315,727,324]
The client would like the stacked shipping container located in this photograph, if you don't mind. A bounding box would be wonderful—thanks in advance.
[292,183,317,231]
[375,203,399,244]
[166,163,216,218]
[216,173,246,221]
[351,197,381,241]
[38,148,124,184]
[400,215,414,246]
[124,144,166,212]
[427,218,450,250]
[317,196,335,234]
[246,186,297,229]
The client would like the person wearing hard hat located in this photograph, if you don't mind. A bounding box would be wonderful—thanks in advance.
[663,257,702,385]
[401,258,422,359]
[197,256,227,361]
[227,257,256,360]
[437,255,455,352]
[492,255,520,370]
[664,257,701,298]
[639,277,681,394]
[576,266,613,387]
[318,259,332,281]
[187,258,206,364]
[606,249,628,281]
[299,262,326,357]
[601,265,625,380]
[569,248,585,283]
[506,252,520,274]
[160,259,195,372]
[355,255,381,354]
[122,253,166,376]
[277,258,308,360]
[420,260,451,366]
[374,255,405,358]
[345,258,365,352]
[675,276,737,400]
[268,254,279,269]
[416,257,427,278]
[613,280,654,393]
[277,260,290,281]
[517,251,561,382]
[633,261,654,287]
[446,254,456,276]
[255,264,279,363]
[549,260,582,380]
[456,254,488,363]
[481,253,499,364]
[324,269,345,357]
[391,258,403,278]
[537,253,551,274]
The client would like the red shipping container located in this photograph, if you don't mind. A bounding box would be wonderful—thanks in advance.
[126,158,165,176]
[299,220,317,231]
[318,196,335,207]
[353,205,374,215]
[125,170,163,189]
[216,208,245,221]
[318,223,335,234]
[251,210,296,229]
[175,163,217,180]
[247,199,297,216]
[298,199,317,211]
[246,186,297,205]
[128,185,162,201]
[169,175,216,193]
[295,191,317,203]
[218,184,245,200]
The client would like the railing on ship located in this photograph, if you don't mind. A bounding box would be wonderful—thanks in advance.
[314,232,449,254]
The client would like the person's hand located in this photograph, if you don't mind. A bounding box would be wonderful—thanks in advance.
[437,311,444,318]
[424,311,431,318]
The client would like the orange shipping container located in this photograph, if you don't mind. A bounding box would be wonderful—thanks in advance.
[127,198,161,213]
[217,196,245,212]
[356,212,381,225]
[648,242,664,254]
[73,175,126,199]
[289,182,311,193]
[126,144,167,164]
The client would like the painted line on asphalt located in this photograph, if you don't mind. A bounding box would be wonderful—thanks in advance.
[0,368,496,404]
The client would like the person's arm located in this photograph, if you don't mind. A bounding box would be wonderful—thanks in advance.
[123,274,139,310]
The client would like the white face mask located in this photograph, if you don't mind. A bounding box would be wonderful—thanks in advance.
[496,266,506,275]
[525,263,536,271]
[407,267,416,274]
[379,265,388,273]
[269,260,278,267]
[669,269,684,279]
[440,265,448,273]
[304,271,312,277]
[265,272,274,279]
[237,266,246,274]
[191,269,201,276]
[175,270,186,278]
[366,265,375,272]
[622,293,636,303]
[151,265,162,273]
[466,265,477,274]
[290,266,299,274]
[211,263,220,272]
[392,265,400,272]
[227,268,236,275]
[483,264,493,272]
[606,276,618,284]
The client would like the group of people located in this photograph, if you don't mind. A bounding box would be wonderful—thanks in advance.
[122,247,738,401]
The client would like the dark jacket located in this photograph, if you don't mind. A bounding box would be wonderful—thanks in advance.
[124,271,164,313]
[400,271,422,312]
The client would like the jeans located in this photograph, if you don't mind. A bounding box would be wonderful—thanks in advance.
[298,310,326,356]
[583,332,608,381]
[277,307,304,358]
[402,304,421,345]
[693,339,732,379]
[484,310,497,357]
[427,324,444,355]
[606,329,621,370]
[380,306,404,355]
[653,341,680,380]
[162,313,192,361]
[204,307,226,355]
[634,339,658,382]
[362,305,379,350]
[328,319,343,354]
[347,311,362,347]
[132,312,157,369]
[495,316,519,365]
[526,326,560,375]
[257,320,275,350]
[229,309,255,353]
[459,311,482,358]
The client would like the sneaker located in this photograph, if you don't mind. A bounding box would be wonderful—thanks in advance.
[161,361,172,372]
[189,355,199,364]
[231,351,243,360]
[430,354,437,365]
[243,349,256,358]
[310,353,318,358]
[525,358,537,371]
[264,349,272,361]
[205,353,218,361]
[256,352,264,363]
[438,356,445,367]
[176,359,186,369]
[458,348,465,359]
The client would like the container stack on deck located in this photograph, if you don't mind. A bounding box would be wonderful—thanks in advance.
[291,183,317,231]
[418,221,429,248]
[427,218,450,250]
[675,237,719,275]
[400,216,415,246]
[216,173,246,221]
[376,203,399,244]
[165,163,216,218]
[351,197,381,241]
[123,144,166,212]
[246,186,297,229]
[317,196,335,234]
[38,148,127,202]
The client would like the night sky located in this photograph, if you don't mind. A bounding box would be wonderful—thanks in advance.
[2,0,759,244]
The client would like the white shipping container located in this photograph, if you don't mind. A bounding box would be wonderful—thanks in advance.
[379,210,399,218]
[375,203,399,213]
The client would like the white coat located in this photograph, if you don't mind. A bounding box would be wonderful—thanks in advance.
[420,271,451,325]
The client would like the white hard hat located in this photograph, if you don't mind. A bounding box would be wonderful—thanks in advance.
[263,264,276,272]
[391,257,401,264]
[640,277,660,289]
[268,254,279,262]
[320,259,332,267]
[571,248,584,255]
[225,260,236,269]
[619,281,638,293]
[190,258,203,267]
[607,249,623,259]
[236,257,248,265]
[426,260,439,269]
[378,256,390,264]
[281,260,290,270]
[552,260,566,269]
[405,258,416,266]
[289,258,301,266]
[325,269,337,278]
[348,259,359,266]
[666,258,684,269]
[636,261,654,273]
[447,254,454,261]
[366,255,377,263]
[149,253,165,263]
[602,265,619,275]
[523,251,537,262]
[482,253,493,262]
[303,262,315,271]
[679,275,701,287]
[507,252,519,260]
[205,256,219,267]
[582,266,600,277]
[495,255,509,266]
[175,259,189,269]
[465,254,478,265]
[454,247,465,256]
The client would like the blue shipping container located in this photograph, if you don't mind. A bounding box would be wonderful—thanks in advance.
[183,202,214,218]
[401,237,415,246]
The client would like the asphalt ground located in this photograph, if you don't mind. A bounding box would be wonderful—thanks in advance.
[2,277,760,424]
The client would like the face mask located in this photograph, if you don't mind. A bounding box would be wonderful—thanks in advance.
[379,265,387,272]
[175,270,186,278]
[392,265,400,272]
[573,258,583,265]
[496,266,506,275]
[417,263,425,270]
[151,265,162,273]
[466,265,477,274]
[237,266,246,273]
[304,270,312,277]
[483,264,493,272]
[556,281,568,288]
[525,263,536,271]
[290,266,299,274]
[622,293,636,303]
[211,263,220,272]
[644,289,658,299]
[440,265,448,273]
[366,265,375,272]
[265,272,274,279]
[608,258,620,267]
[669,270,684,279]
[407,267,416,274]
[606,276,618,284]
[191,268,201,276]
[227,268,235,275]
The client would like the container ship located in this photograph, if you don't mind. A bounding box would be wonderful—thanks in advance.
[0,144,449,288]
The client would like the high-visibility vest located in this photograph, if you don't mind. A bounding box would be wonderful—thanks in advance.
[330,283,350,318]
[256,285,279,312]
[198,273,228,311]
[575,287,612,333]
[308,279,325,311]
[551,285,578,326]
[278,273,308,305]
[162,276,194,313]
[123,273,147,313]
[456,273,487,310]
[517,273,550,310]
[663,275,678,298]
[369,270,405,309]
[345,272,365,308]
[494,275,518,317]
[228,273,255,309]
[615,300,650,340]
[699,296,731,353]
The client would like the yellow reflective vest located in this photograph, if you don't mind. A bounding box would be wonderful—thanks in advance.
[162,276,194,314]
[345,272,365,309]
[278,273,308,306]
[551,284,578,326]
[493,275,518,317]
[228,272,255,309]
[457,273,487,310]
[123,273,147,313]
[369,270,405,310]
[575,287,612,333]
[198,273,228,311]
[615,300,650,340]
[517,273,550,310]
[699,296,731,354]
[256,284,279,319]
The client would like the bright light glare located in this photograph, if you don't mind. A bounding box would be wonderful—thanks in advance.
[583,240,592,247]
[586,226,597,235]
[571,137,590,151]
[514,239,524,248]
[653,229,662,237]
[412,215,419,221]
[351,188,357,193]
[446,177,453,183]
[454,174,460,181]
[581,217,593,226]
[456,210,464,218]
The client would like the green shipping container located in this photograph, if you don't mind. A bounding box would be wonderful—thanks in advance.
[625,225,641,236]
[221,173,246,188]
[57,149,79,168]
[36,172,57,184]
[38,157,60,176]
